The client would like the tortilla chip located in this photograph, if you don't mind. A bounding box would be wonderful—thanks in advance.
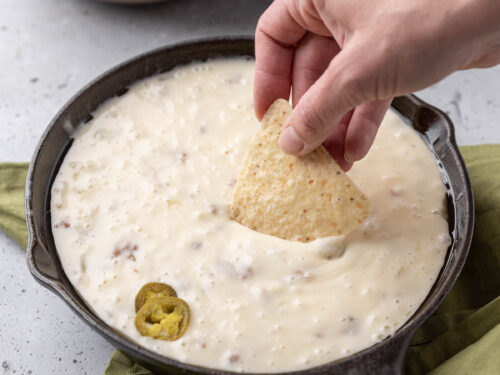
[230,99,371,242]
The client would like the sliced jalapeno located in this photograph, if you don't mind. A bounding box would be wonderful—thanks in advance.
[134,296,190,341]
[135,282,177,313]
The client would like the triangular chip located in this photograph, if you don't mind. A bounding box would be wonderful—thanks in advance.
[230,99,371,242]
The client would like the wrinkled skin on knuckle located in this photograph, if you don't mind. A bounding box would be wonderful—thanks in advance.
[293,98,330,143]
[336,52,381,104]
[293,0,315,24]
[367,35,403,100]
[288,0,331,36]
[255,11,270,37]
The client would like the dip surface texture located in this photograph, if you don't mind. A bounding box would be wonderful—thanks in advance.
[51,59,450,373]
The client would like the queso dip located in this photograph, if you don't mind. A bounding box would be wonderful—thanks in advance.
[51,59,450,372]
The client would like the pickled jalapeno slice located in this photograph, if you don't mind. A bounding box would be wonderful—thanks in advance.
[134,282,177,313]
[134,296,190,341]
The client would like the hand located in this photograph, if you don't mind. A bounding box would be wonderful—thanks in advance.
[254,0,500,169]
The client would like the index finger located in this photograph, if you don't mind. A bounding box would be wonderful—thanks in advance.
[254,0,306,119]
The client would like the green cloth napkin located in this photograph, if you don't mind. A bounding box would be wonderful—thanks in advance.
[1,145,499,375]
[0,163,28,249]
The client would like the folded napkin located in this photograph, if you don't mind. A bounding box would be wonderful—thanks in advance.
[1,145,499,375]
[0,163,28,249]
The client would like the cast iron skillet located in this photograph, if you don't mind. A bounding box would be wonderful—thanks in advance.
[25,37,474,375]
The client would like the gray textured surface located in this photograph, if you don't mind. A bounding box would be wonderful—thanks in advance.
[0,1,499,374]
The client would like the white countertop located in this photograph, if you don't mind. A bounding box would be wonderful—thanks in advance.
[0,1,499,374]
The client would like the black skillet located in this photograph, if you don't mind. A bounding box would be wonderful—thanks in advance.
[25,37,474,375]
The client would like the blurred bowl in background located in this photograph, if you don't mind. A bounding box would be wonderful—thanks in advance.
[98,0,167,4]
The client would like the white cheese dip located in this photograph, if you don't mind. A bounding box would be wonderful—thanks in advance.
[51,59,450,373]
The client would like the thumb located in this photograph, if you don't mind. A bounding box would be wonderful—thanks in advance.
[279,46,374,155]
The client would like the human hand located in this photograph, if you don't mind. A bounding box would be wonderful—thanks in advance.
[254,0,500,169]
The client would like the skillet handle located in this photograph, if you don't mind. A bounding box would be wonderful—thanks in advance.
[26,238,63,288]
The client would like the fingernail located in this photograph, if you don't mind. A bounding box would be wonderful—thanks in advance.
[279,127,304,154]
[344,153,354,163]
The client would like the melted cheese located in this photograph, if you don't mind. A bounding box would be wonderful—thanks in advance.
[51,59,450,373]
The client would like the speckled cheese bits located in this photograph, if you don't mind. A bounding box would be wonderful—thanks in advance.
[51,60,450,372]
[230,99,371,242]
